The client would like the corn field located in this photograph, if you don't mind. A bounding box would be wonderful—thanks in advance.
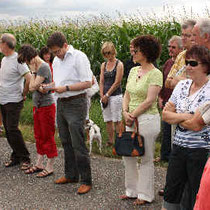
[0,15,182,75]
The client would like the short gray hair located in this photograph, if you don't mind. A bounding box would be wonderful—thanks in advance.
[181,19,196,29]
[1,33,16,49]
[169,35,183,49]
[196,18,210,37]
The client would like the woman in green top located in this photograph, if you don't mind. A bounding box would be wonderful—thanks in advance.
[121,35,163,205]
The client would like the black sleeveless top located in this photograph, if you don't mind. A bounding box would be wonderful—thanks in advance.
[103,60,122,96]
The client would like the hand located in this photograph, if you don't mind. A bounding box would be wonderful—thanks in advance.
[163,101,176,112]
[38,86,49,94]
[101,95,108,104]
[41,82,55,91]
[123,112,135,127]
[54,86,66,93]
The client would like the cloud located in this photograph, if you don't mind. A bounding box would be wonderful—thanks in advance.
[0,0,209,21]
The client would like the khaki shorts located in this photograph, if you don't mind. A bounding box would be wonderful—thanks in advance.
[199,101,210,125]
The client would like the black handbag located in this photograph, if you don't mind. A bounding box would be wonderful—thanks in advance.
[113,119,145,157]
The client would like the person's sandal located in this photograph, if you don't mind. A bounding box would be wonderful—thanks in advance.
[133,199,150,205]
[36,169,53,178]
[120,195,137,200]
[25,165,43,174]
[20,161,31,170]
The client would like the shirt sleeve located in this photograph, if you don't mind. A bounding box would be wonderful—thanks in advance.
[76,52,92,82]
[17,62,30,76]
[149,69,163,88]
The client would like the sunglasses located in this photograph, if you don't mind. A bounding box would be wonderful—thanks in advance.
[185,60,202,67]
[103,51,111,55]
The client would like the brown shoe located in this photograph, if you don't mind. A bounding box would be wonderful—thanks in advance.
[54,177,78,184]
[77,184,92,194]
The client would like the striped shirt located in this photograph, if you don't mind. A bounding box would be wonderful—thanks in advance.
[169,79,210,149]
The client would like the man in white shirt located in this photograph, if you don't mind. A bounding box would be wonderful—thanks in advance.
[0,33,31,169]
[47,32,93,194]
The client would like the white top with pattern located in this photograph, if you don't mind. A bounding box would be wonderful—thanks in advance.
[169,79,210,149]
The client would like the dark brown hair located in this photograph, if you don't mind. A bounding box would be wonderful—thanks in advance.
[17,44,37,64]
[47,32,67,48]
[186,45,210,75]
[39,46,54,63]
[132,35,161,63]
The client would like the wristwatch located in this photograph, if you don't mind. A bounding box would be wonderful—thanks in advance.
[66,85,70,91]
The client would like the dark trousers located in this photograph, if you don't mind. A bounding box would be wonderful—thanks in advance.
[57,97,92,185]
[163,145,208,210]
[0,101,30,162]
[160,121,171,161]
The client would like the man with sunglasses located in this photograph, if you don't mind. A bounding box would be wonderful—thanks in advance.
[47,32,93,194]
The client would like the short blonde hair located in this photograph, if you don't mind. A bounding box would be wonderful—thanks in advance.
[101,41,117,56]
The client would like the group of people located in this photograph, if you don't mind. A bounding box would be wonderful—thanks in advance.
[0,17,209,209]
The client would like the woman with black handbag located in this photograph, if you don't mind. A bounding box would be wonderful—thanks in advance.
[121,35,162,205]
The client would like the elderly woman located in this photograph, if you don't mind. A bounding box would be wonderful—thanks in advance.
[162,45,210,210]
[99,41,124,146]
[18,44,57,178]
[121,35,162,205]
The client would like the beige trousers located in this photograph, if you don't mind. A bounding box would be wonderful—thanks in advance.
[122,114,160,202]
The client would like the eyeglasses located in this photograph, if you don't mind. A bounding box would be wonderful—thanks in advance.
[185,60,203,67]
[103,51,111,55]
[51,48,62,55]
[168,45,176,49]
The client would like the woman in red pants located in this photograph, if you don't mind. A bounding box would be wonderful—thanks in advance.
[18,44,57,178]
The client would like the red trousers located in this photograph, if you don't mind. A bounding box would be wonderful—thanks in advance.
[33,104,58,158]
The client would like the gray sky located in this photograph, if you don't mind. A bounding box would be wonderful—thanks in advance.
[0,0,209,21]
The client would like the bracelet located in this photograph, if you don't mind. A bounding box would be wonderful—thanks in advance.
[66,85,70,91]
[31,72,37,75]
[105,93,109,97]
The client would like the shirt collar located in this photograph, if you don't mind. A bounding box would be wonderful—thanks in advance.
[63,45,74,60]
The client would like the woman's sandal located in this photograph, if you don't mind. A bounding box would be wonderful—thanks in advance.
[120,195,137,200]
[133,199,150,205]
[20,162,31,170]
[36,169,53,178]
[25,166,43,174]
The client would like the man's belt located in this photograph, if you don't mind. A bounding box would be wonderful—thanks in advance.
[59,93,86,102]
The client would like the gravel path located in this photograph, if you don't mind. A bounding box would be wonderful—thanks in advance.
[0,138,166,210]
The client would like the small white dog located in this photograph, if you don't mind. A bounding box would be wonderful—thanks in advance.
[87,119,102,154]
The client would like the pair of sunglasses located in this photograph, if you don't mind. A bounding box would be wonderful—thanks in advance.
[185,60,203,67]
[103,51,111,55]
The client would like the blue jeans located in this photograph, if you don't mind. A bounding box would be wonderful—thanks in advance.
[57,97,92,185]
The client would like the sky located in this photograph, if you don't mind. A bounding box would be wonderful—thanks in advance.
[0,0,209,22]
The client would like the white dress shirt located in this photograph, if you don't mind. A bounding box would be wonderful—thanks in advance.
[53,45,92,98]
